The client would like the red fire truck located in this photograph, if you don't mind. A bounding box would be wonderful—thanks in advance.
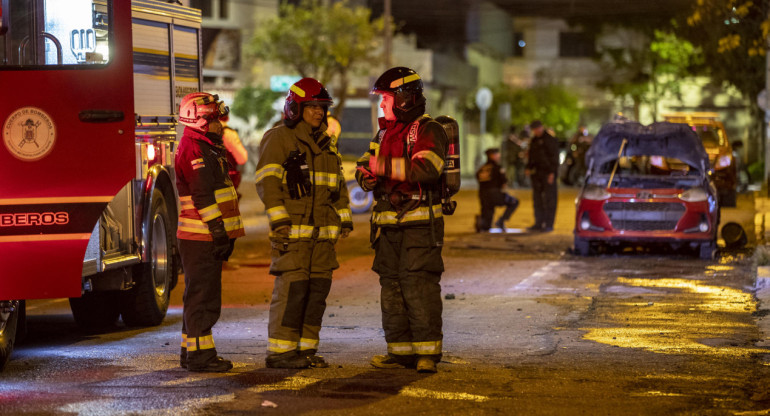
[0,0,202,370]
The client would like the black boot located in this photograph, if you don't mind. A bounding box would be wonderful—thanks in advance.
[187,349,233,373]
[266,351,311,369]
[180,347,187,369]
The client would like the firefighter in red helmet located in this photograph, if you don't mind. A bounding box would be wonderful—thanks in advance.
[355,67,448,373]
[255,78,353,368]
[176,92,245,372]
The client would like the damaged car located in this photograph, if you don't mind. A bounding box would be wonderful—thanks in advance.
[574,121,718,259]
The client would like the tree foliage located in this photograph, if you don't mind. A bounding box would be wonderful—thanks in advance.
[230,86,283,130]
[469,84,581,138]
[682,0,769,101]
[595,28,701,121]
[248,0,388,120]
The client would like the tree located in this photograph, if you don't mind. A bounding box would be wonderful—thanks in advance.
[230,86,283,130]
[248,0,389,120]
[683,0,769,102]
[595,28,701,122]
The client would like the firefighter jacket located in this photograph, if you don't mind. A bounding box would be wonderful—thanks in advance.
[175,127,245,241]
[255,120,353,241]
[356,116,448,228]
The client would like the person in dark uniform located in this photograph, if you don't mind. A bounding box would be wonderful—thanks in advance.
[355,67,447,374]
[176,92,245,372]
[476,148,519,232]
[525,120,559,232]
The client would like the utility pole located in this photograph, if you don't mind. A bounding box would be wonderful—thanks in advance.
[765,25,770,194]
[372,0,393,133]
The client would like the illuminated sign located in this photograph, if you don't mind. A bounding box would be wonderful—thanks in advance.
[270,75,302,92]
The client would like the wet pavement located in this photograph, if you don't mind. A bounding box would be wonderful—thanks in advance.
[4,187,770,415]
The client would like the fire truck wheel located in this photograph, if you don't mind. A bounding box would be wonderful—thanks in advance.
[69,293,120,331]
[121,189,172,326]
[0,301,19,372]
[347,179,373,214]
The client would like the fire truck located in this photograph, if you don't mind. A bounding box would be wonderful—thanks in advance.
[0,0,202,370]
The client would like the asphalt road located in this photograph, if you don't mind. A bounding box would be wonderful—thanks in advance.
[4,186,770,415]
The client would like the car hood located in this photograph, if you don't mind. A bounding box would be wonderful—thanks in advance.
[586,121,709,173]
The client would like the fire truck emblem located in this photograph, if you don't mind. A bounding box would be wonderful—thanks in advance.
[3,107,56,161]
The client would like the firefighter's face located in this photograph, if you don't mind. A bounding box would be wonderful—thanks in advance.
[302,104,325,128]
[380,93,396,121]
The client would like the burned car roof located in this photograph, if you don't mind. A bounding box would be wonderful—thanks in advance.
[586,121,709,173]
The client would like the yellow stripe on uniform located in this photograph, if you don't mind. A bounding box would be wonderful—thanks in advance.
[268,337,298,353]
[298,338,319,351]
[372,204,443,225]
[181,333,187,348]
[179,216,243,233]
[215,187,238,203]
[387,342,414,355]
[412,150,445,173]
[266,206,290,223]
[180,196,194,210]
[186,334,216,352]
[336,208,352,223]
[413,340,442,355]
[255,164,284,184]
[313,172,338,188]
[317,225,340,240]
[198,203,222,222]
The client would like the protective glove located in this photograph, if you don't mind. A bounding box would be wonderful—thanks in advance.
[207,218,231,261]
[340,227,352,239]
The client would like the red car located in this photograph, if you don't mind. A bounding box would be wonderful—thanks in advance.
[573,121,718,259]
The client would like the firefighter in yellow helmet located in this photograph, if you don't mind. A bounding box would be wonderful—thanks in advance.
[176,92,245,372]
[255,78,353,369]
[355,67,448,373]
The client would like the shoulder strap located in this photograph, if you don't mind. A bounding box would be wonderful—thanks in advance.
[406,115,431,157]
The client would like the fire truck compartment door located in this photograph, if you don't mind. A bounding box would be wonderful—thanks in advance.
[0,1,134,299]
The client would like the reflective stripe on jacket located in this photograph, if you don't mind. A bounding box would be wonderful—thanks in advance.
[175,127,246,241]
[255,120,353,241]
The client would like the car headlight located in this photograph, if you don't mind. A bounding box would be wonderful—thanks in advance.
[679,187,708,202]
[715,154,732,170]
[581,185,611,201]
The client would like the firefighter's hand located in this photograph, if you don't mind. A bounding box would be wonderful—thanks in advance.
[340,227,352,239]
[547,173,555,185]
[207,218,231,261]
[362,176,377,191]
[274,225,291,237]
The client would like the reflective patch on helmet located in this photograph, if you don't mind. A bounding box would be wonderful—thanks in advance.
[389,73,421,89]
[290,84,306,97]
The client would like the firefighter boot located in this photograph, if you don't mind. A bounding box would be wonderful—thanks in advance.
[180,347,187,369]
[187,349,233,373]
[370,354,415,369]
[303,353,329,368]
[266,351,311,369]
[416,357,437,373]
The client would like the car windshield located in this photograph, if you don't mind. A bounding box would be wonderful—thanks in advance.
[691,125,724,147]
[599,155,699,177]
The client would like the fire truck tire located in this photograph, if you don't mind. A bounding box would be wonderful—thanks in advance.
[16,301,26,343]
[0,301,19,372]
[69,292,121,331]
[347,179,373,214]
[121,189,172,327]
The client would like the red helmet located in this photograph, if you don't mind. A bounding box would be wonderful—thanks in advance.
[179,92,229,131]
[283,78,333,127]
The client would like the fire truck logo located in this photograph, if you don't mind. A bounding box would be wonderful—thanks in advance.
[3,107,56,161]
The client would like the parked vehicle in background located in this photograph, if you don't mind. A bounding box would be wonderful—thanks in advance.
[574,121,718,259]
[0,0,202,370]
[662,112,737,207]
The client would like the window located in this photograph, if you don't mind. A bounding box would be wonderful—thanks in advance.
[559,32,595,58]
[190,0,213,18]
[1,0,111,67]
[513,32,525,57]
[218,0,228,19]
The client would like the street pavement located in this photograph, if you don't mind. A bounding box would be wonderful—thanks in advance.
[4,184,770,415]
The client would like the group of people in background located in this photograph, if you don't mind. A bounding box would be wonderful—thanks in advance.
[176,66,448,374]
[477,121,591,233]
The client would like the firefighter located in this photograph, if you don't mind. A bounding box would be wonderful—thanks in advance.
[476,148,519,232]
[355,67,448,373]
[255,78,353,369]
[176,92,245,372]
[220,115,248,200]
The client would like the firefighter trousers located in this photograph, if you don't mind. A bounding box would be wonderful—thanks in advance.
[267,238,339,357]
[179,239,227,366]
[372,222,444,364]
